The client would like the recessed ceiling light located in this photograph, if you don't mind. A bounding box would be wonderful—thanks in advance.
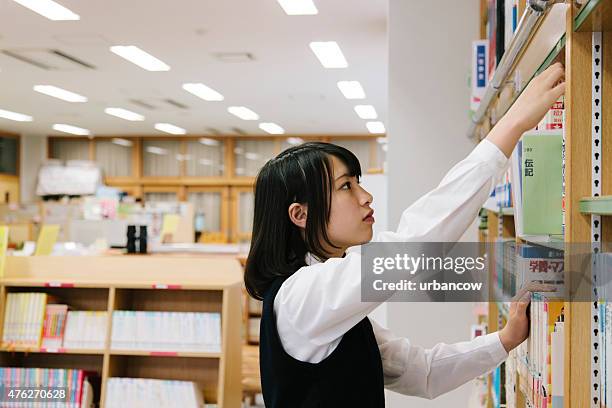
[146,146,168,155]
[199,137,220,146]
[105,107,145,121]
[110,46,170,72]
[34,85,87,103]
[354,105,378,120]
[337,81,366,100]
[259,122,285,135]
[182,83,224,102]
[199,158,214,166]
[0,108,33,122]
[309,42,348,68]
[154,123,186,135]
[52,123,90,136]
[12,0,79,21]
[111,138,133,147]
[228,106,259,121]
[366,121,386,134]
[276,0,318,15]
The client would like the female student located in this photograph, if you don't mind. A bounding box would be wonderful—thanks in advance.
[245,62,566,407]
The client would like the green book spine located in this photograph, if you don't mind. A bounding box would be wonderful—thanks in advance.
[521,132,563,235]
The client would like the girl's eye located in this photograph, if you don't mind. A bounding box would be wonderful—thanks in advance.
[341,182,351,190]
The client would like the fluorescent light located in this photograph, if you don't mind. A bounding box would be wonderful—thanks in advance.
[199,158,214,166]
[286,137,304,145]
[182,83,224,101]
[309,42,348,68]
[199,137,220,146]
[52,123,90,136]
[228,106,259,121]
[12,0,79,20]
[0,108,33,122]
[366,121,386,134]
[259,122,285,135]
[110,46,170,72]
[154,123,186,135]
[277,0,318,15]
[105,107,144,121]
[354,105,378,120]
[111,138,133,147]
[34,85,87,103]
[245,152,260,161]
[146,146,168,155]
[337,81,365,99]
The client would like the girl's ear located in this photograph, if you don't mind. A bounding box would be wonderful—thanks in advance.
[288,202,308,229]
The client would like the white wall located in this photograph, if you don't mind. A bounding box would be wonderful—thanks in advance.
[20,134,47,203]
[386,1,480,407]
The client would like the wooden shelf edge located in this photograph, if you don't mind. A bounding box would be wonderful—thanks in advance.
[109,349,222,358]
[0,346,105,355]
[579,195,612,215]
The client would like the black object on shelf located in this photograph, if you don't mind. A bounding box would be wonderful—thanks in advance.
[138,225,148,254]
[126,225,137,254]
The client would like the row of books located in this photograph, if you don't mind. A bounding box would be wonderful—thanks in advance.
[0,367,97,408]
[471,0,520,112]
[1,293,107,350]
[105,377,204,408]
[111,311,221,352]
[492,239,564,301]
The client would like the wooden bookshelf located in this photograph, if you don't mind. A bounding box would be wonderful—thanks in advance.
[0,255,244,408]
[476,1,612,407]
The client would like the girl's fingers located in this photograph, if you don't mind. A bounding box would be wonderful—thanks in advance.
[549,81,566,100]
[544,65,565,88]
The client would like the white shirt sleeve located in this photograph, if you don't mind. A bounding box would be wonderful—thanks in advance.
[275,139,510,364]
[371,319,508,398]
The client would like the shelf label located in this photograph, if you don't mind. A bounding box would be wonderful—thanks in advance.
[149,351,178,357]
[44,282,75,288]
[151,284,181,290]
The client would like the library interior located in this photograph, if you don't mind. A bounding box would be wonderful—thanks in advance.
[0,0,611,407]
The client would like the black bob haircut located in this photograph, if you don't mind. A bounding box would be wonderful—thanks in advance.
[244,142,362,300]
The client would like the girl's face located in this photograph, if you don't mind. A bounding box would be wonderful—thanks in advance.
[325,155,375,256]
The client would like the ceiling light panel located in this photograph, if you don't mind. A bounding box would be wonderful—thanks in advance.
[277,0,318,15]
[354,105,378,120]
[309,42,348,68]
[12,0,79,21]
[154,123,186,135]
[227,106,259,121]
[0,108,33,122]
[337,81,366,100]
[182,83,224,101]
[110,46,170,71]
[259,122,285,135]
[52,123,90,136]
[105,108,144,121]
[366,121,386,134]
[34,85,87,102]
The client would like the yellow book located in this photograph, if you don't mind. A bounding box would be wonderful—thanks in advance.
[35,225,60,256]
[160,214,180,241]
[0,226,8,278]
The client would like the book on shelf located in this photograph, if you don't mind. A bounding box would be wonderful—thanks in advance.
[0,367,99,408]
[2,293,53,348]
[111,311,221,353]
[2,293,107,350]
[505,0,519,49]
[63,311,108,349]
[105,378,204,408]
[471,40,489,112]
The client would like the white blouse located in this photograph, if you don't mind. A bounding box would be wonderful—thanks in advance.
[273,139,511,398]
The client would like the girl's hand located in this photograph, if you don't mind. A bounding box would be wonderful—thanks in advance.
[486,62,566,157]
[498,283,557,353]
[504,62,566,134]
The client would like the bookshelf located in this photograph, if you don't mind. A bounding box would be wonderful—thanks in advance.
[0,255,243,407]
[473,1,612,407]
